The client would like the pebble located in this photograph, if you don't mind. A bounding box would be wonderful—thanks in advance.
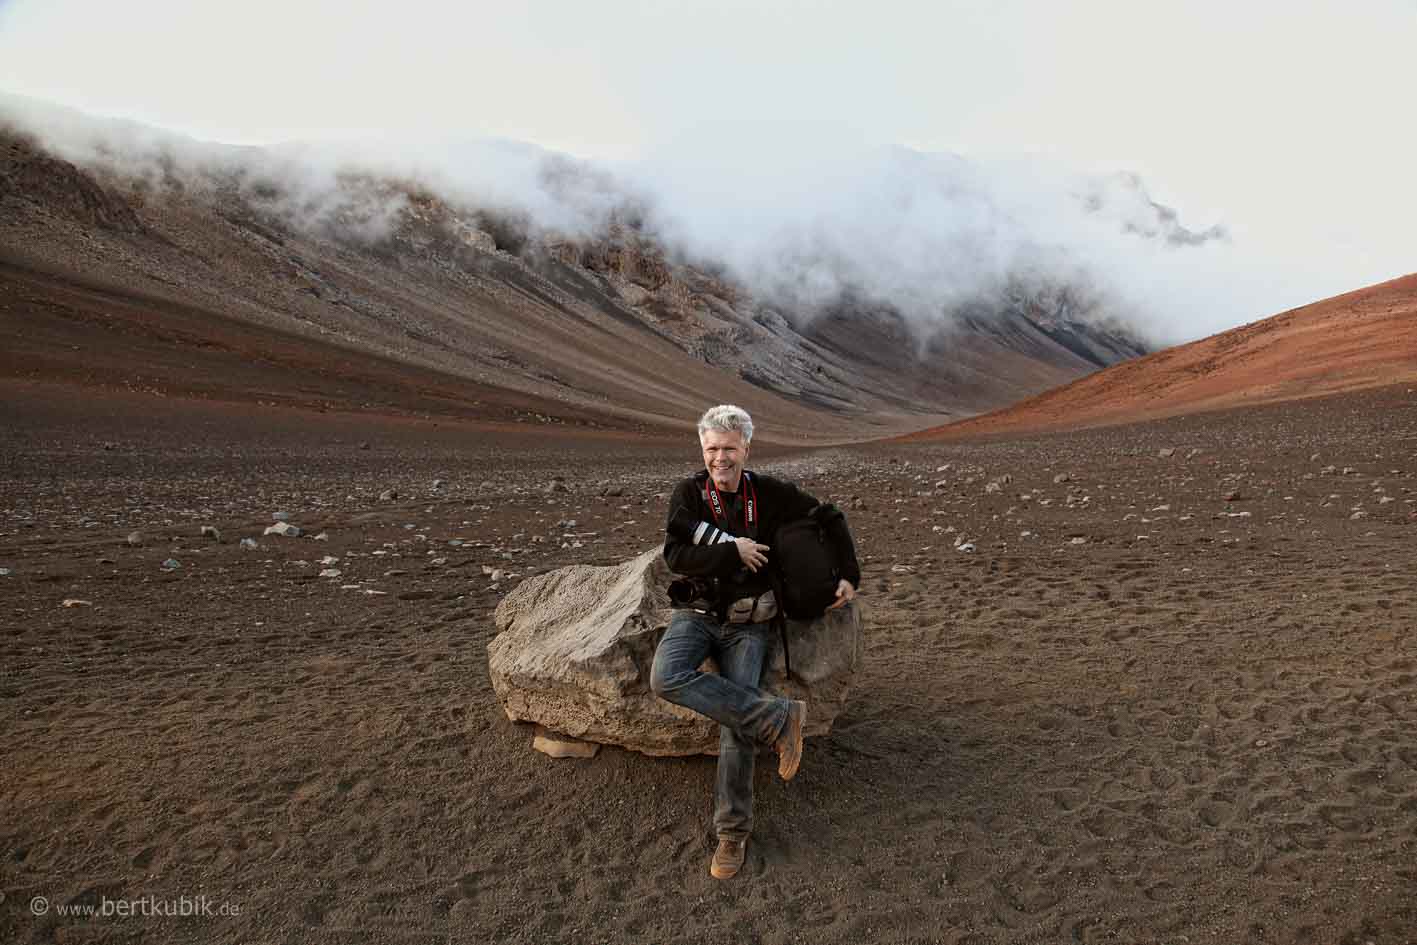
[379,489,399,501]
[239,538,259,550]
[161,558,181,570]
[313,532,330,541]
[264,522,302,537]
[272,511,291,521]
[61,598,92,608]
[200,525,221,541]
[125,531,144,547]
[319,568,342,578]
[0,568,10,576]
[956,542,976,553]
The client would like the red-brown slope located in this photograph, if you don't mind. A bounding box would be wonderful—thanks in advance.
[902,272,1417,440]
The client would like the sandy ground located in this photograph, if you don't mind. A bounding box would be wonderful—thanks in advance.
[3,383,1416,944]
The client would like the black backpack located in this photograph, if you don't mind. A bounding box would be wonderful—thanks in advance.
[772,503,847,620]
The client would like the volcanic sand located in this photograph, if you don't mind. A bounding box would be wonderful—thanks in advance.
[3,382,1416,943]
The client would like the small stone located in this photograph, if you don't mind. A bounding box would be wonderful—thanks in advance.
[532,727,600,759]
[432,479,445,490]
[319,555,339,565]
[490,568,507,582]
[379,489,399,501]
[545,480,569,493]
[313,531,329,541]
[1223,490,1241,502]
[956,542,976,553]
[161,558,181,570]
[239,538,259,550]
[1053,473,1071,484]
[319,568,342,578]
[61,598,92,608]
[0,567,10,576]
[1158,447,1175,458]
[890,564,916,573]
[272,511,291,522]
[264,522,302,538]
[1069,537,1088,545]
[359,441,371,450]
[200,525,221,541]
[125,531,144,547]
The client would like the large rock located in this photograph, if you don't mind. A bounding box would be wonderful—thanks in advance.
[488,548,864,756]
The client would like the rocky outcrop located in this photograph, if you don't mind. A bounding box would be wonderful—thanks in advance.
[488,548,864,756]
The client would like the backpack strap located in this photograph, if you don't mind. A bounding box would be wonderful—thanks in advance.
[767,568,791,680]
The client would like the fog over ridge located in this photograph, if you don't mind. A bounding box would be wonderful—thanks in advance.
[1,92,1316,348]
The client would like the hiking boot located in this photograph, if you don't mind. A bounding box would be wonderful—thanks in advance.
[710,837,746,879]
[774,699,806,781]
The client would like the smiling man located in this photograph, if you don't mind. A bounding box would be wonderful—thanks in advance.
[653,403,859,880]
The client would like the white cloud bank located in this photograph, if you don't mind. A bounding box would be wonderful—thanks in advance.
[2,0,1413,346]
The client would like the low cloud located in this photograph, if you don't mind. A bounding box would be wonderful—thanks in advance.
[0,93,1347,347]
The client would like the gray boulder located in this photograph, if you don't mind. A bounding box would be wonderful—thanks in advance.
[488,548,864,756]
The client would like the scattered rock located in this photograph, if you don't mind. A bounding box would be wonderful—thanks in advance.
[125,531,143,547]
[272,511,291,522]
[1223,490,1242,502]
[432,478,445,490]
[161,558,181,570]
[1158,447,1175,458]
[1053,472,1071,484]
[313,532,329,541]
[200,525,221,541]
[603,485,625,497]
[319,568,343,578]
[61,598,92,608]
[264,521,302,537]
[957,542,976,553]
[379,489,399,501]
[239,538,259,550]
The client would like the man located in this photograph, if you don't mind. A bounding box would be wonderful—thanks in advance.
[652,404,859,880]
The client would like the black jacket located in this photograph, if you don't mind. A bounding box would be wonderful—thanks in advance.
[662,470,861,604]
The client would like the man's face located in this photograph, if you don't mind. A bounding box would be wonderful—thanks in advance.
[701,429,749,491]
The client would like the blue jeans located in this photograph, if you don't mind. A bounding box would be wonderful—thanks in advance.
[650,609,790,840]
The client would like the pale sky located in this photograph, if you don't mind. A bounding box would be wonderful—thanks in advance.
[1,0,1414,338]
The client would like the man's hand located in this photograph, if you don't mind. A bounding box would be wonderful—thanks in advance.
[826,578,856,610]
[734,537,770,572]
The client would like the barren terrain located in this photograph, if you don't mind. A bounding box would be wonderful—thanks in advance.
[909,273,1417,440]
[3,382,1415,944]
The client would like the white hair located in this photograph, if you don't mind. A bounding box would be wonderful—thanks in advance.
[697,404,754,443]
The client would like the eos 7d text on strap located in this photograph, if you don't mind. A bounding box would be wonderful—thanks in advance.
[704,471,757,536]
